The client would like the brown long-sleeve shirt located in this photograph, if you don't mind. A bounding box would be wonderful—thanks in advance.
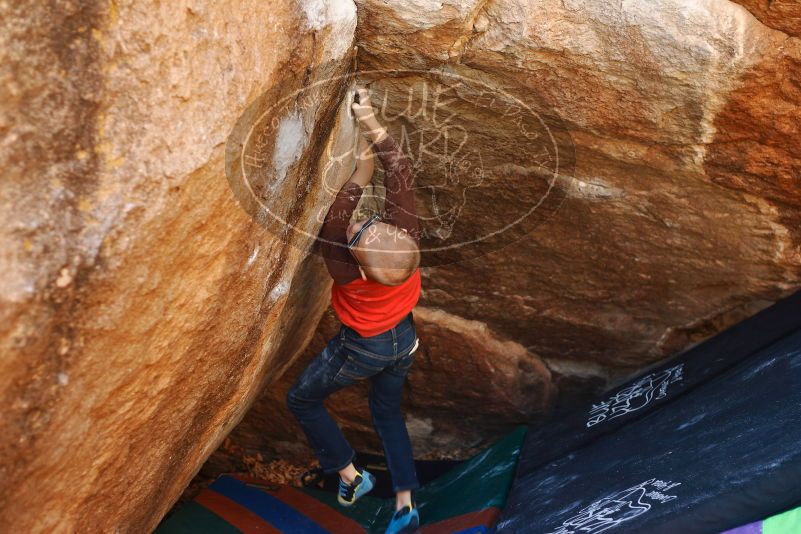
[319,132,419,286]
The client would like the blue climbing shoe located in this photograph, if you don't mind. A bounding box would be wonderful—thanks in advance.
[337,468,376,506]
[385,500,419,534]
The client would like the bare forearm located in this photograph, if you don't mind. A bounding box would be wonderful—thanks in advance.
[352,85,389,144]
[350,86,418,239]
[361,115,388,144]
[348,134,375,187]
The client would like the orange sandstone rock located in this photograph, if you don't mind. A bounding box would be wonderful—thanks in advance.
[0,0,357,531]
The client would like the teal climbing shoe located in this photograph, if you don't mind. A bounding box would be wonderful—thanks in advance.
[337,468,376,506]
[385,500,419,534]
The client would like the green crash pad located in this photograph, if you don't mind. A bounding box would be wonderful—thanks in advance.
[157,425,527,534]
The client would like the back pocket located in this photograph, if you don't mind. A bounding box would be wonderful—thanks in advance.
[392,337,419,375]
[333,350,387,385]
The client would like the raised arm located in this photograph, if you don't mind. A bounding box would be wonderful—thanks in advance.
[347,133,375,188]
[351,86,419,242]
[318,134,376,285]
[351,86,389,146]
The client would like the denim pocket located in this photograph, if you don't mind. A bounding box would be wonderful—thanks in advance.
[333,349,388,385]
[389,336,419,376]
[341,330,396,361]
[395,354,413,371]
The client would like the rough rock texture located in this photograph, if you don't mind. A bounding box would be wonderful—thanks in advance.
[731,0,801,37]
[195,0,801,489]
[351,0,801,391]
[0,0,358,532]
[4,0,801,529]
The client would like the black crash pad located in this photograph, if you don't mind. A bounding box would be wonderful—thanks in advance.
[497,290,801,533]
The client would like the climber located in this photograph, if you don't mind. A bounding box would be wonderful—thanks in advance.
[286,85,422,534]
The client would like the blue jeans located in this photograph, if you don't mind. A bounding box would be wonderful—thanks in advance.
[286,312,420,492]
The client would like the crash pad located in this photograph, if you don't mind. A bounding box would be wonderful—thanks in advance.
[158,290,801,534]
[497,290,801,533]
[720,502,801,534]
[157,425,526,534]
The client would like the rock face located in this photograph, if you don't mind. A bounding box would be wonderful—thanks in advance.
[3,0,801,530]
[731,0,801,37]
[351,0,801,393]
[0,0,358,532]
[210,0,801,476]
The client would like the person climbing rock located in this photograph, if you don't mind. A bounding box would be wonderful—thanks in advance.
[286,85,422,534]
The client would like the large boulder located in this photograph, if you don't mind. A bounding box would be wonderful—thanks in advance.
[215,0,801,471]
[0,0,358,531]
[350,0,800,409]
[4,0,801,528]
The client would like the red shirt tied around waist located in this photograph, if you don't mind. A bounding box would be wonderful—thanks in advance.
[319,126,421,338]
